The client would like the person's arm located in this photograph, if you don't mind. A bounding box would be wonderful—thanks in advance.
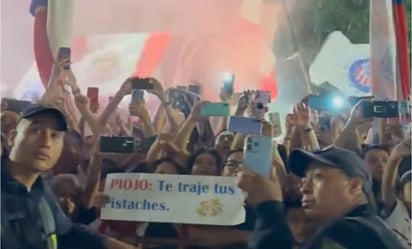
[283,114,296,156]
[294,103,319,151]
[81,151,102,209]
[173,102,203,151]
[128,100,156,138]
[230,133,247,150]
[334,100,372,152]
[381,140,411,212]
[251,201,293,249]
[45,184,136,249]
[152,105,166,134]
[98,79,132,132]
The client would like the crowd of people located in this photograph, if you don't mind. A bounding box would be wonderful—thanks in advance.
[1,56,411,249]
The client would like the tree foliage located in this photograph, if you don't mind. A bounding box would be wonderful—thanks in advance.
[288,0,411,68]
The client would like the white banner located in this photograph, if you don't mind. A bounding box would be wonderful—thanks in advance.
[101,173,246,226]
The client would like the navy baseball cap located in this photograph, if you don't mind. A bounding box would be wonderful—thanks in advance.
[20,104,68,131]
[289,146,372,195]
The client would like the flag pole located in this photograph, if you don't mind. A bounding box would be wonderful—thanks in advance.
[280,0,312,94]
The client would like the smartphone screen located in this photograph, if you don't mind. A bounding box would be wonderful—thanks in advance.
[131,78,154,90]
[244,135,273,177]
[227,116,262,134]
[99,136,135,153]
[268,112,282,137]
[222,81,234,96]
[200,102,230,117]
[188,85,201,95]
[176,86,187,91]
[87,87,99,113]
[131,90,144,102]
[57,47,71,70]
[1,98,31,114]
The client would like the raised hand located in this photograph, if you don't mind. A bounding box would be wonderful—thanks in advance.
[293,103,311,126]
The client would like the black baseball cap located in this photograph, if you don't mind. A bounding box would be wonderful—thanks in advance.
[20,104,68,131]
[289,146,372,195]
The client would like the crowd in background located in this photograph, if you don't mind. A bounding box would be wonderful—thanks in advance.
[1,56,411,249]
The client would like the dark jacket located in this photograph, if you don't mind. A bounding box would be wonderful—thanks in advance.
[251,201,404,249]
[1,161,106,249]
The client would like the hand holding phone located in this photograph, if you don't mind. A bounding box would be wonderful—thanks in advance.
[131,90,144,102]
[57,47,71,70]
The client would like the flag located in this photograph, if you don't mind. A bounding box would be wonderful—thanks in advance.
[369,0,399,101]
[392,0,411,100]
[31,0,74,87]
[369,0,411,143]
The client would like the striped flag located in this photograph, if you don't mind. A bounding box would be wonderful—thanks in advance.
[369,0,411,142]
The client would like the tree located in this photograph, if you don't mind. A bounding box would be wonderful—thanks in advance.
[287,0,411,69]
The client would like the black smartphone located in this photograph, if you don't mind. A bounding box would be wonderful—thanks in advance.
[57,47,71,70]
[222,74,235,96]
[361,101,400,118]
[131,78,154,90]
[99,136,134,153]
[1,98,32,114]
[188,85,201,95]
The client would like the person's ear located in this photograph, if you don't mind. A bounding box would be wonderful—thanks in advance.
[7,129,17,147]
[349,177,363,195]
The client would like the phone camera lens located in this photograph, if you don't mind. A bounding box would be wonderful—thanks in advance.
[256,103,264,109]
[247,144,252,151]
[254,142,259,146]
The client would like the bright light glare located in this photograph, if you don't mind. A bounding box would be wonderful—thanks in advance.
[222,73,234,82]
[333,97,344,107]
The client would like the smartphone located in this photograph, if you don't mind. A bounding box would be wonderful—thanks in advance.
[135,135,157,152]
[244,135,273,177]
[100,136,134,153]
[222,74,235,96]
[227,116,262,134]
[131,90,144,102]
[1,98,31,114]
[87,87,99,113]
[268,112,282,137]
[168,89,191,117]
[188,85,201,95]
[131,78,154,90]
[200,102,230,117]
[361,101,400,118]
[348,96,374,106]
[254,91,271,106]
[176,86,187,91]
[308,95,346,112]
[57,47,71,70]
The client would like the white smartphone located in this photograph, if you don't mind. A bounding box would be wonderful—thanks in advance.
[227,116,262,134]
[268,112,282,137]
